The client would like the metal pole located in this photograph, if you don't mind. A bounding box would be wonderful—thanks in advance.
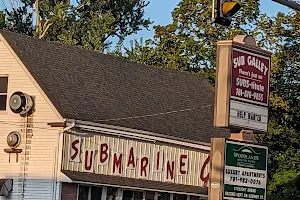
[272,0,300,11]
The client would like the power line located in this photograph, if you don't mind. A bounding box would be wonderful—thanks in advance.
[96,104,213,122]
[0,104,213,124]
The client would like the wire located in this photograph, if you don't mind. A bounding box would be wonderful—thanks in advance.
[0,104,213,124]
[0,121,63,131]
[95,104,213,122]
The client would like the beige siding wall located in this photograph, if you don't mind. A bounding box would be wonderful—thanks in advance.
[0,39,63,200]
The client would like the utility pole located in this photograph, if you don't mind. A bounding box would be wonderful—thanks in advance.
[272,0,300,11]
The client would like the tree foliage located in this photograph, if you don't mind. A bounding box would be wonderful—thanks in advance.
[255,10,300,200]
[124,0,260,86]
[0,0,151,51]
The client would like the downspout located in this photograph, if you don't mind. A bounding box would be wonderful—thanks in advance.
[52,120,75,200]
[21,114,28,200]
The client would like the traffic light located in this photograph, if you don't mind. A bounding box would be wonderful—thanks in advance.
[212,0,241,26]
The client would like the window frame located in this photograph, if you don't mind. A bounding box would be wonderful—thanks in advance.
[0,75,9,112]
[76,185,205,200]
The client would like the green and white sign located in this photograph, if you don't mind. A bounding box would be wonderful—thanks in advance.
[223,140,268,200]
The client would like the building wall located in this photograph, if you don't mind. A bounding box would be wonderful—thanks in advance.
[0,38,63,200]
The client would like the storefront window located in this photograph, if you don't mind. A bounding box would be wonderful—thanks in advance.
[173,194,187,200]
[123,190,134,200]
[190,196,200,200]
[78,185,89,200]
[106,187,118,200]
[157,192,170,200]
[91,186,102,200]
[145,191,155,200]
[133,191,143,200]
[123,190,144,200]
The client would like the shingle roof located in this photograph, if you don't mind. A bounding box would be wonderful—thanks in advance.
[1,30,229,143]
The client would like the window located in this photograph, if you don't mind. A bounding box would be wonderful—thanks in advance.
[0,76,8,110]
[78,185,89,200]
[123,190,143,200]
[157,192,170,200]
[106,187,118,200]
[173,194,187,200]
[91,187,102,200]
[78,185,103,200]
[190,196,200,200]
[145,191,155,200]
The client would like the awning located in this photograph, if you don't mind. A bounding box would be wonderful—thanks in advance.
[0,179,13,197]
[62,170,208,195]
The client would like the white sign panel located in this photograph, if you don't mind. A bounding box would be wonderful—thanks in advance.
[229,100,268,132]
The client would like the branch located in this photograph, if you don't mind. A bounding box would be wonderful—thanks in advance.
[35,0,41,34]
[39,22,53,39]
[76,0,89,10]
[42,19,50,31]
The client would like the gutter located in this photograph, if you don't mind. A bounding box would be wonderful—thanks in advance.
[51,119,75,200]
[66,119,211,151]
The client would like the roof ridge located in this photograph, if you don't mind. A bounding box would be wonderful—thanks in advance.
[0,29,212,83]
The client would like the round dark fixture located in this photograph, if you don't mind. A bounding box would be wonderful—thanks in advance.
[7,131,21,148]
[9,91,33,115]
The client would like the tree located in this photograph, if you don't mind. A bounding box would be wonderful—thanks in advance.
[124,0,260,86]
[1,0,151,51]
[254,10,300,200]
[45,0,152,52]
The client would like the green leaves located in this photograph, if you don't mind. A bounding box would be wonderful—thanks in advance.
[125,0,260,84]
[2,0,151,52]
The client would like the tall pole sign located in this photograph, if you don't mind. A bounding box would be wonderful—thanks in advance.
[214,35,271,133]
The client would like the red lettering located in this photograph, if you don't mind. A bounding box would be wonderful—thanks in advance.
[166,160,175,181]
[200,155,210,184]
[84,150,94,172]
[99,143,109,164]
[140,157,149,177]
[179,154,188,175]
[127,147,136,168]
[156,151,160,171]
[71,139,79,160]
[113,153,123,175]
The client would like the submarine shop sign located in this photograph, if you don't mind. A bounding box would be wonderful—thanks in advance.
[69,136,210,183]
[223,140,268,200]
[229,48,270,132]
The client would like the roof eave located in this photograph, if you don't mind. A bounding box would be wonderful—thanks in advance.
[65,118,211,151]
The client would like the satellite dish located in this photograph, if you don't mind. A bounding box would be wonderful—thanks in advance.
[7,131,21,149]
[9,92,33,115]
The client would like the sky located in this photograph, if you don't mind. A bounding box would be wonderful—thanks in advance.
[120,0,292,48]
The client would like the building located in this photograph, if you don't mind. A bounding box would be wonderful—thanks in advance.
[0,30,228,200]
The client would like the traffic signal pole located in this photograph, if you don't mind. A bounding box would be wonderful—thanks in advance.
[272,0,300,11]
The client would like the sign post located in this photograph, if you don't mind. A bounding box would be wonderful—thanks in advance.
[210,35,271,200]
